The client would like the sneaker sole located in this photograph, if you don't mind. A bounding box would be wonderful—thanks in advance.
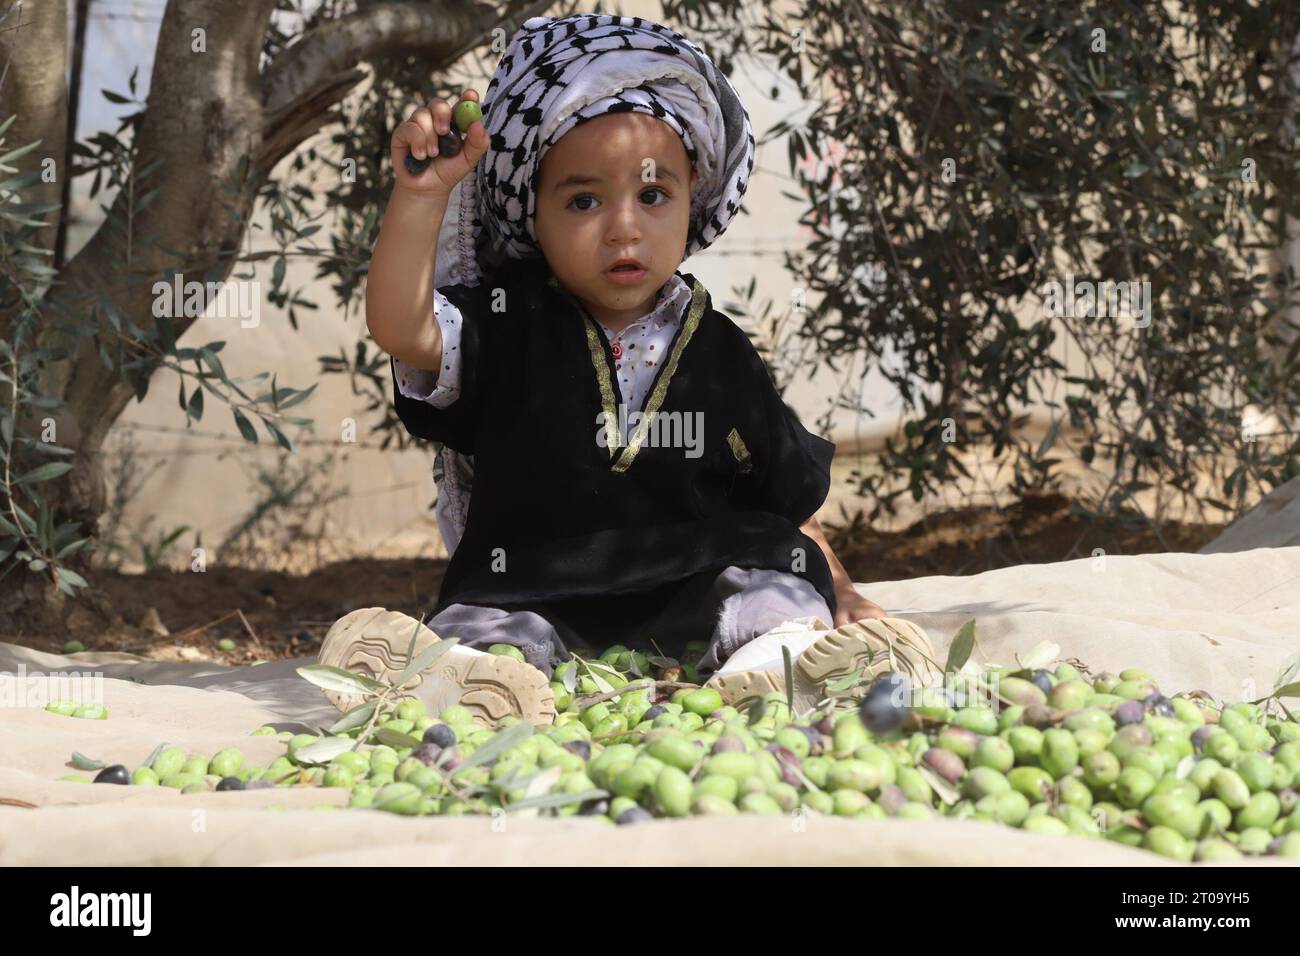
[316,607,556,726]
[708,617,942,715]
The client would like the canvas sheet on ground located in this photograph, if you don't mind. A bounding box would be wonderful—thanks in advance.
[2,547,1299,866]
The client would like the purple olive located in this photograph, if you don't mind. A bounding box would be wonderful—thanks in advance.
[616,807,654,825]
[1029,669,1054,694]
[815,716,835,736]
[795,724,825,755]
[766,745,804,787]
[1191,726,1217,750]
[711,734,745,755]
[878,783,908,815]
[578,797,609,816]
[216,776,245,791]
[642,705,668,722]
[922,747,966,784]
[1142,693,1175,718]
[438,746,463,772]
[423,724,457,747]
[413,743,443,766]
[564,740,592,761]
[1115,700,1146,726]
[93,765,130,785]
[859,672,911,734]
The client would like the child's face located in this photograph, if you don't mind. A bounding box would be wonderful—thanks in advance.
[534,112,699,327]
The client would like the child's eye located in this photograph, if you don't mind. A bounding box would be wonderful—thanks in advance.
[567,188,670,212]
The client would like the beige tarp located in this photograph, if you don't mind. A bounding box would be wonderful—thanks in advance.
[1201,475,1300,555]
[3,547,1299,866]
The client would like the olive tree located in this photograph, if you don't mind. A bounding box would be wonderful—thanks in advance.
[0,0,558,629]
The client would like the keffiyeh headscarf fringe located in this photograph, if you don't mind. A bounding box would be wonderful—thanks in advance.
[429,13,756,557]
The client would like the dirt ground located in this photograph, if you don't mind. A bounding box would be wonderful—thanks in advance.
[1,492,1225,663]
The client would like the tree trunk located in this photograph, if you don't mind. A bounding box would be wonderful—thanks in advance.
[0,0,547,634]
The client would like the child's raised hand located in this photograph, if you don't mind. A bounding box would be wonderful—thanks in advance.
[391,88,489,197]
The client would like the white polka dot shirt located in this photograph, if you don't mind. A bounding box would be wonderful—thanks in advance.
[393,273,693,413]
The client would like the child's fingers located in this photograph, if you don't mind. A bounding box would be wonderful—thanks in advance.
[454,119,490,173]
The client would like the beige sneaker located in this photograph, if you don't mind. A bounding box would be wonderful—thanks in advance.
[707,616,942,715]
[316,607,557,726]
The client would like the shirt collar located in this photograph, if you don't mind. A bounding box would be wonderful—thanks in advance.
[602,273,692,337]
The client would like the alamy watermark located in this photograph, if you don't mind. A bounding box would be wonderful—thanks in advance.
[152,273,261,329]
[1041,274,1151,328]
[596,405,703,458]
[0,664,104,709]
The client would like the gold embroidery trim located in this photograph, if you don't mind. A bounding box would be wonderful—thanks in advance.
[726,427,753,474]
[612,277,708,474]
[551,274,620,455]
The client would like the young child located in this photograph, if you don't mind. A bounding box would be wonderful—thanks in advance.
[325,14,937,719]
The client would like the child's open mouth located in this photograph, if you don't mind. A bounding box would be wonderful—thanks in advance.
[607,261,647,284]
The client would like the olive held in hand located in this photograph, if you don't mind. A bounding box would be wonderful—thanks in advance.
[453,98,483,132]
[859,672,911,734]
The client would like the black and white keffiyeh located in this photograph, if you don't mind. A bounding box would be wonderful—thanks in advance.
[428,13,756,556]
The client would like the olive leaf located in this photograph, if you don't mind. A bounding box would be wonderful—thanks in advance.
[142,742,167,770]
[782,645,796,714]
[393,636,459,690]
[70,752,104,771]
[505,788,609,814]
[291,736,355,765]
[328,700,377,735]
[578,658,615,694]
[374,727,422,749]
[403,617,421,673]
[454,722,534,772]
[914,764,960,805]
[296,664,385,696]
[1272,682,1300,700]
[824,668,866,693]
[1274,652,1300,694]
[945,619,977,674]
[561,664,577,694]
[1017,640,1060,672]
[746,696,767,726]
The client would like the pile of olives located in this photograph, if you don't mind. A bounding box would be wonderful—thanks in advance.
[45,700,108,720]
[62,641,1300,861]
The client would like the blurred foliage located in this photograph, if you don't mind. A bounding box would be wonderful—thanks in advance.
[665,0,1300,525]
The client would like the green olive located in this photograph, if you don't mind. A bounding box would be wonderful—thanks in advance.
[963,766,1010,801]
[209,748,244,778]
[801,790,835,815]
[151,746,186,779]
[1006,726,1044,763]
[1057,775,1093,810]
[827,759,882,794]
[831,788,870,816]
[374,782,422,815]
[971,737,1015,773]
[1083,751,1121,789]
[952,707,999,736]
[1115,767,1157,809]
[1007,766,1055,804]
[1040,729,1079,779]
[1143,825,1194,861]
[692,794,739,816]
[1021,815,1070,836]
[1212,768,1251,810]
[1234,790,1281,831]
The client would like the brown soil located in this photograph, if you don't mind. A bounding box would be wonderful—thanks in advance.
[3,493,1225,663]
